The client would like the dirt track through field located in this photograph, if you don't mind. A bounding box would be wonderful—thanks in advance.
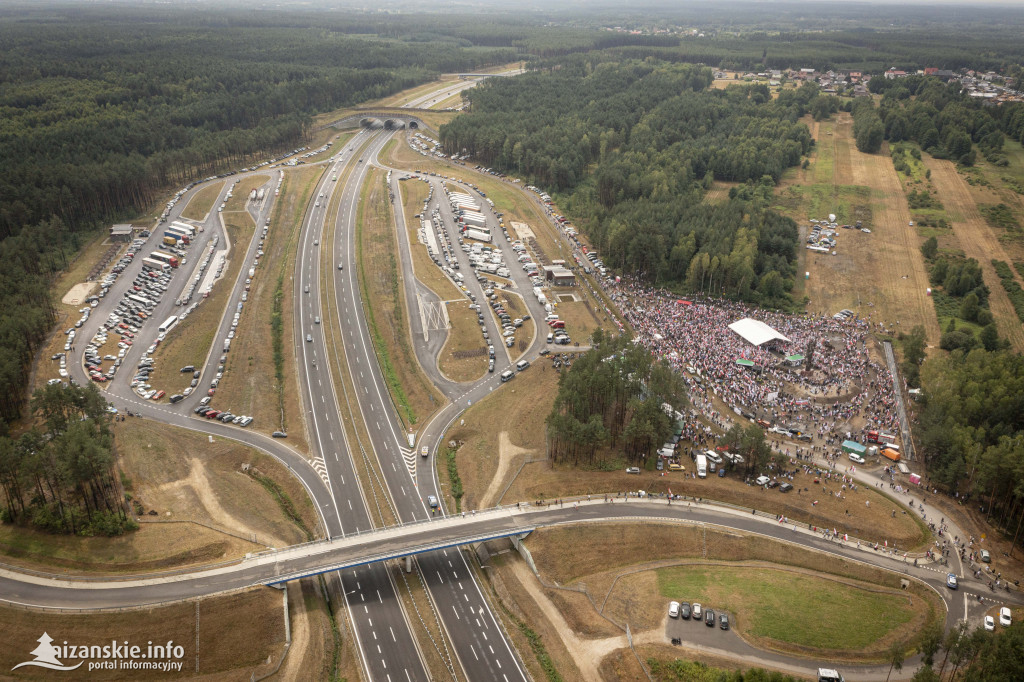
[848,144,941,343]
[923,157,1024,351]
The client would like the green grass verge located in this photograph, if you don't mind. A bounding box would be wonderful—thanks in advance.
[444,447,464,512]
[499,603,563,682]
[647,658,799,682]
[245,469,313,541]
[355,172,416,425]
[656,566,916,651]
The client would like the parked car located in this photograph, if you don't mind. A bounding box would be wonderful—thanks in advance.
[692,603,701,619]
[705,609,716,626]
[1000,607,1012,627]
[668,601,680,619]
[625,466,640,474]
[984,615,995,631]
[719,613,729,630]
[679,602,691,620]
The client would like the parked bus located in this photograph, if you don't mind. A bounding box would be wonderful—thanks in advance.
[158,315,179,333]
[127,294,153,308]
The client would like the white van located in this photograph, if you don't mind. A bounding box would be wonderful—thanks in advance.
[516,360,530,372]
[500,370,514,382]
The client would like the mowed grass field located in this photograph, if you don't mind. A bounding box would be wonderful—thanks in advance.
[0,588,285,679]
[525,524,942,660]
[356,167,445,428]
[149,175,269,399]
[656,566,919,655]
[213,166,320,449]
[774,113,940,345]
[180,180,224,221]
[439,300,488,382]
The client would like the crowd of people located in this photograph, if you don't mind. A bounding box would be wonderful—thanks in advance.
[608,278,903,443]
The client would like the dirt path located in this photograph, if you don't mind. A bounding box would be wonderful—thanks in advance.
[62,282,97,306]
[848,143,941,344]
[832,115,854,186]
[923,157,1024,351]
[478,432,531,509]
[277,582,311,681]
[509,560,629,679]
[156,458,285,546]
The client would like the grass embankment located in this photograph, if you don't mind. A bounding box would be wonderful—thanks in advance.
[149,175,268,398]
[180,180,225,221]
[0,588,285,679]
[0,416,318,576]
[399,176,463,300]
[526,524,942,660]
[356,167,444,428]
[439,300,488,382]
[213,166,319,449]
[442,362,559,510]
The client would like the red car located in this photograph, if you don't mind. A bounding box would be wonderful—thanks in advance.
[205,410,220,419]
[208,388,216,396]
[152,390,165,400]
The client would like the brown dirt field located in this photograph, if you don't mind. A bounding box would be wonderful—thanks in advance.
[0,588,285,679]
[213,166,319,449]
[796,122,940,343]
[439,300,488,382]
[506,459,926,549]
[527,524,921,593]
[357,168,445,429]
[923,156,1024,350]
[441,363,559,510]
[0,521,255,575]
[115,418,318,547]
[181,181,225,221]
[552,297,606,345]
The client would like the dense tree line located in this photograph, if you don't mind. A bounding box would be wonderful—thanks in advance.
[441,58,813,304]
[866,76,1023,166]
[916,349,1024,547]
[0,384,132,536]
[546,330,687,466]
[0,8,515,428]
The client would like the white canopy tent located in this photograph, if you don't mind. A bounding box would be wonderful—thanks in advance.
[728,318,791,346]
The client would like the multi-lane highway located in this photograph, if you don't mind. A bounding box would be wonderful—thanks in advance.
[22,69,1008,682]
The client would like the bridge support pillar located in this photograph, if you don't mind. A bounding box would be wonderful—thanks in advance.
[510,532,538,576]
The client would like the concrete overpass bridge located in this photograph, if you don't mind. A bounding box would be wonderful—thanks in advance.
[319,108,436,132]
[0,498,993,612]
